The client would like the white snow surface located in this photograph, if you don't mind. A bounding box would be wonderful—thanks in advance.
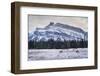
[28,48,88,61]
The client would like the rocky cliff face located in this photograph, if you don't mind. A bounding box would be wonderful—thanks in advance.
[28,22,88,42]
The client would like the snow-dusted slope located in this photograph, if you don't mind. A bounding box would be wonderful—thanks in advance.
[28,22,88,42]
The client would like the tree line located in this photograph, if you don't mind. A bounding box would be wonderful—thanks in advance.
[28,39,88,49]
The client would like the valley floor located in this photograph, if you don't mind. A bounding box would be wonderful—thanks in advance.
[28,48,88,61]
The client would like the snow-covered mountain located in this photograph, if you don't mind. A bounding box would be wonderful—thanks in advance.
[28,22,88,42]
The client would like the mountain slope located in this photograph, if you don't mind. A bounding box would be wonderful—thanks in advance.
[28,22,88,42]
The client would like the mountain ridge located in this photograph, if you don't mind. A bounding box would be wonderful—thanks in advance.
[28,22,88,42]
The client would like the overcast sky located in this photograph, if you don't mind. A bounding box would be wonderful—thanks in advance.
[28,15,88,32]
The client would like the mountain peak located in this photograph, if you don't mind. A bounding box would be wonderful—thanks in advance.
[49,22,54,25]
[29,22,88,42]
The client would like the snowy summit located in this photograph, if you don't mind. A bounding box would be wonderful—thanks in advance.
[28,22,88,42]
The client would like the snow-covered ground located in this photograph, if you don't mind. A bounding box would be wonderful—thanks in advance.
[28,48,88,61]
